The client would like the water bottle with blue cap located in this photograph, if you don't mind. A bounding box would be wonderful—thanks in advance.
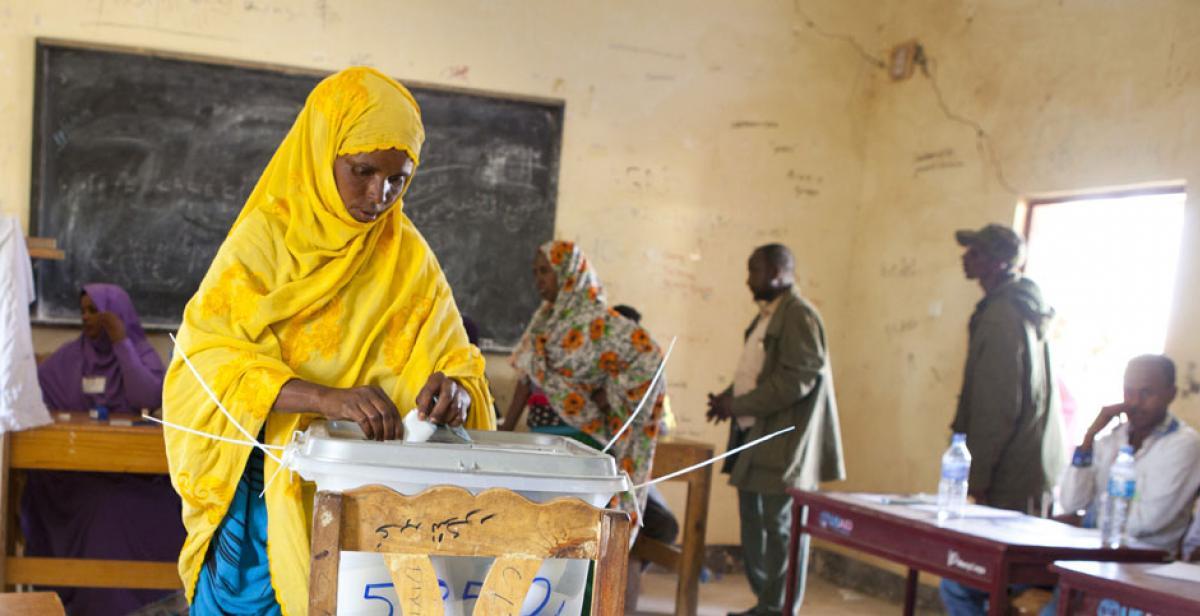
[1100,445,1137,548]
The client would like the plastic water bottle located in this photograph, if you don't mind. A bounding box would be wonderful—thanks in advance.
[1100,445,1137,548]
[937,433,972,522]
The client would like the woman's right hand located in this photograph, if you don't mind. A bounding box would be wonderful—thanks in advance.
[315,385,402,442]
[499,376,532,431]
[274,379,404,441]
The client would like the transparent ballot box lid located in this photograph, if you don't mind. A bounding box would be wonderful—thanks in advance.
[288,420,630,497]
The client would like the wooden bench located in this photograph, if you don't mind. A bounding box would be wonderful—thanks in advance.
[0,413,180,591]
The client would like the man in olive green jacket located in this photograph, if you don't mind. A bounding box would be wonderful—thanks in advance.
[708,244,845,616]
[951,224,1064,514]
[940,225,1068,616]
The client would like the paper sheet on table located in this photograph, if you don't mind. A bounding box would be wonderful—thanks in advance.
[1146,561,1200,583]
[907,503,1025,519]
[848,493,936,506]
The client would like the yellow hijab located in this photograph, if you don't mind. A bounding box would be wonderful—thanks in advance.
[163,67,494,615]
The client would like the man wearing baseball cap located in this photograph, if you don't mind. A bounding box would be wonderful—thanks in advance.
[950,223,1064,511]
[940,224,1065,615]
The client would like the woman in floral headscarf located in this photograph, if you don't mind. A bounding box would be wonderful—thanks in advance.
[504,240,666,519]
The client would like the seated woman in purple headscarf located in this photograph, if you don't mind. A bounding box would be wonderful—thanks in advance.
[22,283,185,616]
[38,284,165,412]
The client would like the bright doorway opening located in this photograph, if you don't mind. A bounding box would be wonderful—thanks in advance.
[1020,185,1186,447]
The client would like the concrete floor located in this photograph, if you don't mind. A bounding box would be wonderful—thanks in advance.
[632,570,902,616]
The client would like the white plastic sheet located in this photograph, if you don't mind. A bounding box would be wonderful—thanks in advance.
[0,216,51,433]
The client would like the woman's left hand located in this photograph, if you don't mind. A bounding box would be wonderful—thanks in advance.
[416,372,471,426]
[591,387,610,412]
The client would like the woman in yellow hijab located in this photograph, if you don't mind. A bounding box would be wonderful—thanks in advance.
[163,67,494,615]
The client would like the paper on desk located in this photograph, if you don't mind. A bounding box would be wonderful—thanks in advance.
[908,503,1024,519]
[1146,562,1200,583]
[848,493,936,506]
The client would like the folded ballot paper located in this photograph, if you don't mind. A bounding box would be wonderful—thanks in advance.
[401,409,472,444]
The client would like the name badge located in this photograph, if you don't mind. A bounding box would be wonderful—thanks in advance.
[82,376,107,394]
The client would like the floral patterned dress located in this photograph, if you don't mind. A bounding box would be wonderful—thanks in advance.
[510,241,666,520]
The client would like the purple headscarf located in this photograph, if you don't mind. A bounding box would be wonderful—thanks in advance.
[37,283,165,412]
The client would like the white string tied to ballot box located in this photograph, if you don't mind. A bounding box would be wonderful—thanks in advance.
[589,335,795,525]
[149,334,796,510]
[633,425,795,490]
[602,337,676,454]
[163,333,285,465]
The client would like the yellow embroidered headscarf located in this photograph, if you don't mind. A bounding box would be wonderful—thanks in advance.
[163,67,494,615]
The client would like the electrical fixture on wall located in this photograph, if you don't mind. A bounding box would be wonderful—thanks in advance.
[889,40,922,81]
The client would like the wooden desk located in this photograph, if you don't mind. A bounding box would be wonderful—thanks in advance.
[1052,561,1200,615]
[784,491,1168,616]
[631,437,714,616]
[0,413,181,590]
[0,591,65,615]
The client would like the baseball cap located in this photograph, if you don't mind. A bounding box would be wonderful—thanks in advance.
[955,224,1025,268]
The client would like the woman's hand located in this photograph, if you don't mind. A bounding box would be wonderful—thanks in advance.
[274,379,403,441]
[500,377,531,431]
[416,372,471,426]
[96,312,126,343]
[316,385,402,441]
[591,387,611,412]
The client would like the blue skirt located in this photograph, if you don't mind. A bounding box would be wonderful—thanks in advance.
[191,446,282,615]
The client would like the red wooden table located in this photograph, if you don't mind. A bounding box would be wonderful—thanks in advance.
[784,491,1168,616]
[1052,561,1200,615]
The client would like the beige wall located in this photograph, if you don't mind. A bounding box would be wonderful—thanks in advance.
[833,0,1200,495]
[9,0,1200,549]
[5,0,872,545]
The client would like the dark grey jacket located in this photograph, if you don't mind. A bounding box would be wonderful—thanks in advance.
[722,290,846,494]
[951,276,1064,512]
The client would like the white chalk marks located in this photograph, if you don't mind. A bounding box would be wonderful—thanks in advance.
[480,144,540,190]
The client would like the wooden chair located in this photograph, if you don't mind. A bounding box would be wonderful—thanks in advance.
[309,485,631,615]
[0,591,66,615]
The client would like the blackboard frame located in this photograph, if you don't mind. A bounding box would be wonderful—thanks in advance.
[29,39,563,352]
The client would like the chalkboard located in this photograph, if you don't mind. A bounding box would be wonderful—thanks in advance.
[30,41,561,350]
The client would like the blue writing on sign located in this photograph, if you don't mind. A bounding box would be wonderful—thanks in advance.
[1097,598,1145,616]
[817,511,854,536]
[361,576,564,615]
[525,577,552,615]
[361,580,451,616]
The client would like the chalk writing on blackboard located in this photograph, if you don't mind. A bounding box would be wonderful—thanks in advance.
[31,41,562,348]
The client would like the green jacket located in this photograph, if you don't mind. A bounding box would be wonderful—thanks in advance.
[722,290,846,494]
[951,276,1065,512]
